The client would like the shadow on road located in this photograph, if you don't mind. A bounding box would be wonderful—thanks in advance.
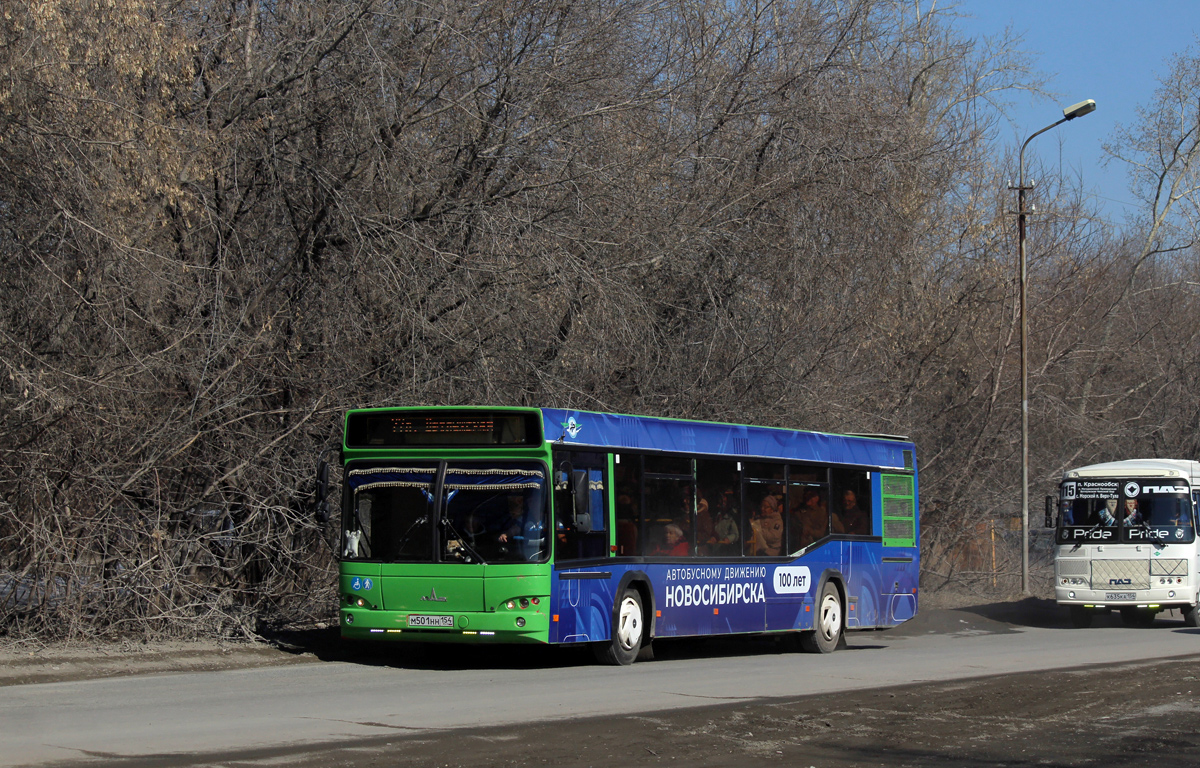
[893,595,1200,636]
[260,624,598,670]
[260,597,1200,671]
[261,624,885,669]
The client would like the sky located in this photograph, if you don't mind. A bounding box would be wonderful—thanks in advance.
[948,0,1200,223]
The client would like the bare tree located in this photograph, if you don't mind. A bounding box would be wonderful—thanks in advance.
[1,0,1124,637]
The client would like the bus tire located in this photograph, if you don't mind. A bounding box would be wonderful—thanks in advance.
[800,582,843,654]
[594,588,644,665]
[1069,605,1092,628]
[1183,605,1200,627]
[1119,606,1140,626]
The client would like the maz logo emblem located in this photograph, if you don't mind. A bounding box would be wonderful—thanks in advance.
[421,587,448,602]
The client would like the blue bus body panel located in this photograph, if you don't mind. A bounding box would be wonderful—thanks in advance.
[550,544,919,643]
[542,408,918,644]
[541,409,911,470]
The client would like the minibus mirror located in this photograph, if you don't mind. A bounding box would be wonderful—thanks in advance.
[1044,495,1055,528]
[572,469,593,533]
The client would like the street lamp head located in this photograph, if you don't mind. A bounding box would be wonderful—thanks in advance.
[1063,99,1097,120]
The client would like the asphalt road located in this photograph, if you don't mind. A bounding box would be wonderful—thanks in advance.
[4,600,1200,767]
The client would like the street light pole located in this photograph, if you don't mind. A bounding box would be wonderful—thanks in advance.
[1014,99,1096,596]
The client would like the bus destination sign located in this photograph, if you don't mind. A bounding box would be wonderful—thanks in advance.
[1063,480,1120,500]
[346,410,542,448]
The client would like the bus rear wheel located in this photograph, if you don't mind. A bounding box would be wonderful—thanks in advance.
[1183,604,1200,627]
[594,588,644,665]
[1069,605,1092,628]
[800,582,842,654]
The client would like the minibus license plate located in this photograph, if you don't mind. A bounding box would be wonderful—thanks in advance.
[407,614,454,628]
[1105,592,1135,600]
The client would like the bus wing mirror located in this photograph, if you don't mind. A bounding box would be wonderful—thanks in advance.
[572,469,593,534]
[1044,495,1055,528]
[315,454,333,525]
[317,460,330,499]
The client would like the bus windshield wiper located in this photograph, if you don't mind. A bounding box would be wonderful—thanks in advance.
[1071,521,1108,551]
[441,518,486,564]
[1136,519,1166,549]
[392,515,429,557]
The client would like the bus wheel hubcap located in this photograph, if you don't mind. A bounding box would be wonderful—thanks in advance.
[617,597,641,649]
[819,595,841,640]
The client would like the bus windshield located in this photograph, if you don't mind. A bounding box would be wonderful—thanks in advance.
[1058,478,1194,544]
[342,462,549,564]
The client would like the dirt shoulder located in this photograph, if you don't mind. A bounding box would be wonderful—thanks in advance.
[0,637,317,687]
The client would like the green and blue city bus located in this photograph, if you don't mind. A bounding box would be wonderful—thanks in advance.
[318,407,918,664]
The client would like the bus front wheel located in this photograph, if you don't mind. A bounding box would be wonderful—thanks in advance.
[594,588,644,665]
[800,582,843,654]
[1069,605,1092,628]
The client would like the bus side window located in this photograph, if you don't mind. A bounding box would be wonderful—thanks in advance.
[832,469,872,536]
[788,485,828,552]
[645,476,693,556]
[614,454,643,557]
[744,483,784,556]
[697,459,740,557]
[553,451,610,562]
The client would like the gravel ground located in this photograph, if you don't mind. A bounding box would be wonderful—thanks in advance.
[342,656,1200,768]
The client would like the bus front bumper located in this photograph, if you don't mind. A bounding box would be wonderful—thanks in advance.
[340,608,551,643]
[1055,585,1194,608]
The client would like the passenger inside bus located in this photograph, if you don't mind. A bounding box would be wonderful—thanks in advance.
[833,489,870,535]
[644,478,693,556]
[790,488,828,550]
[748,494,784,556]
[650,523,689,556]
[710,489,740,555]
[695,484,737,555]
[694,488,714,551]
